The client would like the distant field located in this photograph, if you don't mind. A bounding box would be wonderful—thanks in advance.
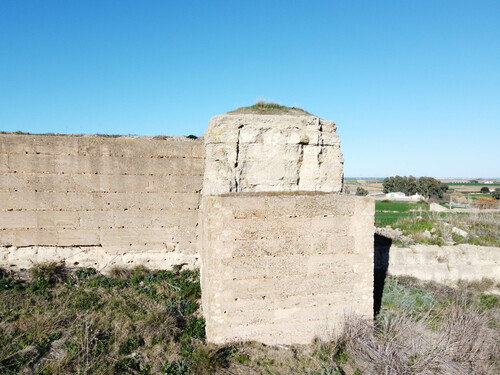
[346,179,384,194]
[344,179,360,185]
[375,199,500,247]
[375,200,429,226]
[447,182,500,186]
[449,186,498,193]
[347,178,499,199]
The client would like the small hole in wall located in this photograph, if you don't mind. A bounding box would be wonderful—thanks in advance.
[223,310,227,314]
[74,262,79,265]
[261,296,266,300]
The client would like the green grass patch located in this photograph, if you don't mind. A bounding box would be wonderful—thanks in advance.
[375,200,429,213]
[0,265,344,375]
[375,211,413,227]
[374,200,429,227]
[0,265,206,374]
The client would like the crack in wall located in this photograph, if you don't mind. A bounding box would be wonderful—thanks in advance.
[233,127,242,192]
[296,143,304,188]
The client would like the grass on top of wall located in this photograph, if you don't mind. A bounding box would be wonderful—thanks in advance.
[228,100,313,115]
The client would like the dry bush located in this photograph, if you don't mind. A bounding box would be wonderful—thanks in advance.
[30,262,66,283]
[339,303,499,375]
[474,196,498,209]
[108,264,149,279]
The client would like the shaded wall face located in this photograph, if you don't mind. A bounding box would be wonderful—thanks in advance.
[199,193,374,345]
[0,134,204,271]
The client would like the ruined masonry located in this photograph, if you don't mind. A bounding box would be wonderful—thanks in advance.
[0,111,374,345]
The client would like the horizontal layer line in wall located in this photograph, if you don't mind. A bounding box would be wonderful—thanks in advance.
[217,294,369,313]
[0,223,194,230]
[210,269,372,283]
[212,289,372,307]
[0,189,200,194]
[0,171,204,177]
[232,214,353,220]
[209,287,373,304]
[223,250,362,259]
[0,152,205,160]
[0,208,197,213]
[227,233,348,241]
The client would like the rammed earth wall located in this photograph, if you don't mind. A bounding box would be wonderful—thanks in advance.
[1,112,376,345]
[199,193,374,345]
[0,134,204,271]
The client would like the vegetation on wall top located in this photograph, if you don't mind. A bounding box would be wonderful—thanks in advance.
[228,100,313,115]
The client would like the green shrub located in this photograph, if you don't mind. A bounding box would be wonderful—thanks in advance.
[356,187,369,196]
[119,336,145,355]
[162,359,190,375]
[182,317,206,341]
[75,267,97,280]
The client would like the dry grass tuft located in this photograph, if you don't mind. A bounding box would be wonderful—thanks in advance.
[29,262,66,283]
[337,277,500,375]
[341,306,498,374]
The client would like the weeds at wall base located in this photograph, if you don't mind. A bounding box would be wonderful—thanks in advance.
[1,265,498,374]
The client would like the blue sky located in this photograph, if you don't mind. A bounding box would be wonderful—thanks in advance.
[1,1,499,178]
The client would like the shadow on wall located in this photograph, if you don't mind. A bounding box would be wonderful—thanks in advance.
[374,233,391,316]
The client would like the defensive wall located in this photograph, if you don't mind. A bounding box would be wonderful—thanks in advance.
[199,193,373,345]
[386,244,500,285]
[0,111,375,345]
[0,134,204,270]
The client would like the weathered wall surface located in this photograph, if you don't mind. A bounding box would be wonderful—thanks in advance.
[203,114,343,195]
[0,134,204,271]
[386,244,500,285]
[199,193,374,345]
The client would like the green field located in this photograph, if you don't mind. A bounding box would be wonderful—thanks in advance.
[375,200,429,226]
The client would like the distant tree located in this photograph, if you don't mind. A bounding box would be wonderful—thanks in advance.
[405,176,418,196]
[480,187,490,193]
[356,187,369,196]
[382,177,394,193]
[383,175,448,198]
[393,175,406,193]
[469,180,478,184]
[492,188,500,199]
[418,176,448,198]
